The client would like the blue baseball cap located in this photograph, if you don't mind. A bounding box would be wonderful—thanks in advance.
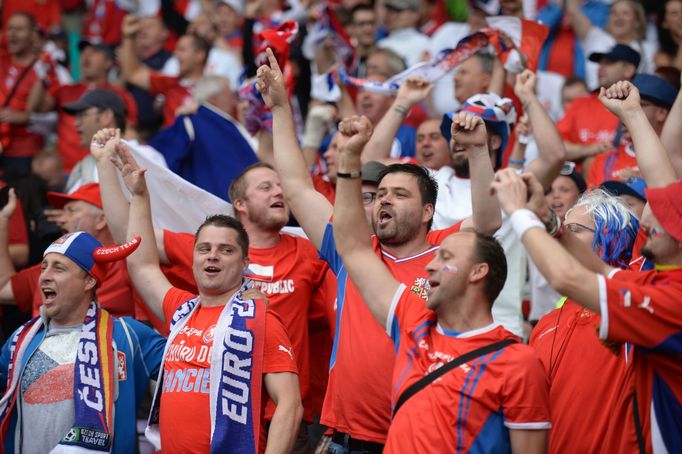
[600,177,647,203]
[633,74,678,109]
[588,44,640,68]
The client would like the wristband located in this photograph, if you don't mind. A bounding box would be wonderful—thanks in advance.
[336,170,362,179]
[510,209,545,239]
[508,158,526,166]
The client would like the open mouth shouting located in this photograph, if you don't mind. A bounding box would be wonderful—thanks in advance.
[377,208,395,227]
[42,287,57,305]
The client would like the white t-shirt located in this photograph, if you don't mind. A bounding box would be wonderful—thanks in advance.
[20,324,81,453]
[431,167,526,337]
[377,28,431,67]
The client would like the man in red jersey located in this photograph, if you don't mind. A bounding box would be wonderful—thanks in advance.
[118,143,302,453]
[529,189,640,453]
[120,14,208,126]
[258,48,502,451]
[93,129,331,450]
[556,44,638,170]
[493,166,682,453]
[0,12,42,180]
[332,114,550,453]
[33,41,138,173]
[587,74,677,188]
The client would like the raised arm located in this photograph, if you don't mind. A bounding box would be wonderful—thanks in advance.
[257,48,332,249]
[114,145,172,322]
[598,81,677,188]
[361,77,432,163]
[659,73,682,178]
[565,0,596,42]
[451,113,502,235]
[491,170,601,313]
[515,70,566,190]
[119,15,152,91]
[334,116,401,326]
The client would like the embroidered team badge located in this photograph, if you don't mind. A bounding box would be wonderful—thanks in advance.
[117,351,127,381]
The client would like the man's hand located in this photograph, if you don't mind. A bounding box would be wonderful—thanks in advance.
[256,48,288,109]
[338,115,373,156]
[612,166,642,181]
[395,77,433,108]
[0,188,17,221]
[111,142,147,196]
[121,14,141,38]
[91,128,120,162]
[521,172,551,221]
[490,168,529,216]
[450,112,487,148]
[598,80,641,118]
[514,69,537,105]
[0,108,29,125]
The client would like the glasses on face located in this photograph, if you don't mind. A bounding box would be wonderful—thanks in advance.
[362,191,377,205]
[644,226,665,238]
[564,222,596,234]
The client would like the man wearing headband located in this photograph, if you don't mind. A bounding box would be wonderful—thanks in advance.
[118,146,302,452]
[493,168,682,452]
[0,229,164,453]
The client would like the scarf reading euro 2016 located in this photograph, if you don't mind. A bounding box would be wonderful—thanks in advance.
[145,279,267,454]
[0,302,116,453]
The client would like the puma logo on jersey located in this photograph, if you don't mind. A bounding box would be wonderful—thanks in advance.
[278,345,294,359]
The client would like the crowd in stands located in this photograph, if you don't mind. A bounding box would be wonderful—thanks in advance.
[0,0,681,452]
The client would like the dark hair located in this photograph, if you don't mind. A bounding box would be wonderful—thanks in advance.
[655,66,682,91]
[472,51,495,75]
[378,163,438,230]
[228,162,275,205]
[186,33,211,64]
[563,75,588,90]
[195,214,249,258]
[95,107,126,133]
[468,230,507,306]
[657,0,680,58]
[9,11,37,29]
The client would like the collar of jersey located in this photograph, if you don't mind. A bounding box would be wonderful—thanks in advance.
[436,321,500,338]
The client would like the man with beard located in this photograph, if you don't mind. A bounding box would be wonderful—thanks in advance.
[258,48,501,452]
[95,133,329,448]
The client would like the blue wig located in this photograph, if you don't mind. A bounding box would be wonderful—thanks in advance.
[565,189,640,269]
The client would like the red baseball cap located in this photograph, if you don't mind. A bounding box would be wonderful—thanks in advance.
[47,183,102,210]
[645,180,682,242]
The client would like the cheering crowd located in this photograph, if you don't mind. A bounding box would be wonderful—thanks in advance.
[1,0,682,453]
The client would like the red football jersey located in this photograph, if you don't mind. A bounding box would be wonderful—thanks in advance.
[597,268,682,452]
[148,73,194,127]
[586,144,638,188]
[530,300,629,453]
[318,221,462,443]
[162,230,329,421]
[386,286,550,452]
